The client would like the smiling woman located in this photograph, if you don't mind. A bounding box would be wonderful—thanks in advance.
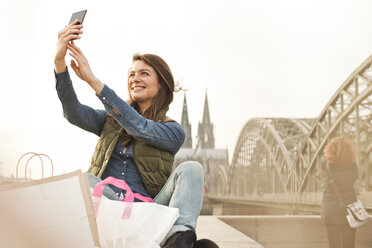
[127,54,176,120]
[128,60,160,110]
[53,19,215,248]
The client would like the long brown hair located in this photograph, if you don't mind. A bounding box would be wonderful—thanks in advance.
[110,54,178,147]
[325,136,357,164]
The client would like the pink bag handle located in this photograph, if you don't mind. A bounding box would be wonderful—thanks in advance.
[93,176,153,203]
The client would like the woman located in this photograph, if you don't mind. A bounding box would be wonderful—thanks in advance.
[320,136,358,248]
[54,20,217,248]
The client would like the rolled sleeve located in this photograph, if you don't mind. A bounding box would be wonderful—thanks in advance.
[97,84,115,106]
[54,67,69,81]
[55,68,74,102]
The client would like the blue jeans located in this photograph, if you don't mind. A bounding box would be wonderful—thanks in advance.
[88,161,204,244]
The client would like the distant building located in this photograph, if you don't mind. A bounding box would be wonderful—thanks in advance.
[175,91,229,194]
[180,93,193,149]
[197,93,215,149]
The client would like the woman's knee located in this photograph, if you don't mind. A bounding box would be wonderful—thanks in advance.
[86,173,101,188]
[177,161,204,181]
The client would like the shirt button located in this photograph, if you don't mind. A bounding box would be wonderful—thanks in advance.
[102,97,106,101]
[123,161,127,164]
[121,172,125,175]
[116,193,119,196]
[119,151,122,154]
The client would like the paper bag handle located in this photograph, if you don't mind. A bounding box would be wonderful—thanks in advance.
[16,152,54,182]
[92,176,153,203]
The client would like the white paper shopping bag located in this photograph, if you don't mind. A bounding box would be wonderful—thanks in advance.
[93,177,179,248]
[0,170,100,248]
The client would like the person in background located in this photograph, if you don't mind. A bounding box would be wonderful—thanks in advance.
[320,136,358,248]
[54,20,219,248]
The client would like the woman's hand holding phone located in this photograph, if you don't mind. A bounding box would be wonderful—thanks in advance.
[54,10,102,94]
[54,19,83,73]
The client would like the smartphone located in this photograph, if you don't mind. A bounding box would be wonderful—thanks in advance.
[68,9,87,25]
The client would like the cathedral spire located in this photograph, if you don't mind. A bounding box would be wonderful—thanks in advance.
[197,90,215,149]
[181,92,192,148]
[202,90,211,124]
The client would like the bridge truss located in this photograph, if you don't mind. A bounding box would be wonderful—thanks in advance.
[210,55,372,212]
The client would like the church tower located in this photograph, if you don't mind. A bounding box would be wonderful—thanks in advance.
[180,93,193,148]
[197,91,215,149]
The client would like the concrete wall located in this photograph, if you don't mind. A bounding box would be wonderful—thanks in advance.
[218,215,372,248]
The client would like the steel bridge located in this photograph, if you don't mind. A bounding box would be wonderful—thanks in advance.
[207,55,372,213]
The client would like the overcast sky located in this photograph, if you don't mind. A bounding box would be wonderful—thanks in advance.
[0,0,371,178]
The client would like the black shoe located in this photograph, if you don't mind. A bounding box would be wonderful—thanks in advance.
[161,230,197,248]
[193,239,219,248]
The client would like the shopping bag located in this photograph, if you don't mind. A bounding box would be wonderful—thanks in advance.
[16,152,54,182]
[346,199,369,228]
[93,177,179,248]
[0,170,100,248]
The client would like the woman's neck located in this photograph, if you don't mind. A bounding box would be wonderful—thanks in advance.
[138,101,152,114]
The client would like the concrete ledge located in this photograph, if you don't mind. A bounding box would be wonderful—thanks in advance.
[196,216,263,248]
[218,215,372,248]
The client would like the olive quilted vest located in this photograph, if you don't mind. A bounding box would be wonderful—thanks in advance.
[87,108,174,198]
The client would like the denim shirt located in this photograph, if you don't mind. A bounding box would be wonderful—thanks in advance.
[55,68,185,199]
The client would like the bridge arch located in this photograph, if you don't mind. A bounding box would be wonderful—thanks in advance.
[294,55,372,194]
[224,55,372,206]
[229,118,312,196]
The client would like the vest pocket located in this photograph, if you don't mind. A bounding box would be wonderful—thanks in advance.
[140,171,166,198]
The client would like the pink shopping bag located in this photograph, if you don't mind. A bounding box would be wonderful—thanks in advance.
[92,177,179,248]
